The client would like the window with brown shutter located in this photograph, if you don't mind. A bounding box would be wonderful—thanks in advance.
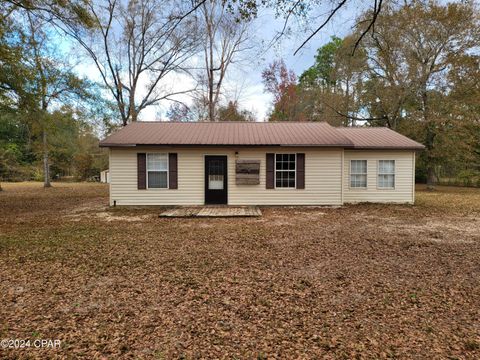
[147,153,168,188]
[275,153,296,188]
[169,153,178,189]
[266,153,274,189]
[137,153,146,190]
[296,153,305,189]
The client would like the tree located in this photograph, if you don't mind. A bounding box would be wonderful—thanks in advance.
[24,15,96,187]
[198,0,253,121]
[165,102,195,122]
[300,36,343,88]
[299,36,367,125]
[74,123,109,181]
[217,101,255,122]
[294,1,479,187]
[62,0,202,125]
[2,0,95,30]
[0,9,97,187]
[226,0,387,55]
[355,1,479,189]
[262,59,305,121]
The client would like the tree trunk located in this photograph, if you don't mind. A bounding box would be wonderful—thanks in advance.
[422,85,435,191]
[426,166,436,190]
[208,69,215,121]
[129,88,137,123]
[130,108,138,123]
[43,129,51,188]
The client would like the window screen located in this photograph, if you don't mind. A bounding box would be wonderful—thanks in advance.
[208,159,224,190]
[378,160,395,188]
[147,153,168,188]
[275,154,296,188]
[350,160,367,188]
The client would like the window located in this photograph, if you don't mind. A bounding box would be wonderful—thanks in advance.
[147,153,168,188]
[275,154,296,188]
[350,160,367,188]
[208,159,224,190]
[378,160,395,189]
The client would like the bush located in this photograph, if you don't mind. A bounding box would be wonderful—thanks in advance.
[458,169,479,187]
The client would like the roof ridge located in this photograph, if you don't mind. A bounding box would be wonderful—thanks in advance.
[132,121,333,124]
[336,126,390,130]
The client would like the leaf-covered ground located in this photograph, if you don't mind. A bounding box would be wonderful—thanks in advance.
[0,182,479,359]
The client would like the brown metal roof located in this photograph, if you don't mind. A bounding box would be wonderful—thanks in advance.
[99,121,424,150]
[99,121,354,147]
[336,127,425,150]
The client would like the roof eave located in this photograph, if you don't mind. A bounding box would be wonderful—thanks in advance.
[99,143,424,150]
[351,146,425,151]
[99,143,136,148]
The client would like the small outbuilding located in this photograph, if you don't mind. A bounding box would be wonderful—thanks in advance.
[99,122,424,206]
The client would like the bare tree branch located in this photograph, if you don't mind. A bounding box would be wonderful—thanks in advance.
[198,0,254,121]
[352,0,383,54]
[294,0,347,56]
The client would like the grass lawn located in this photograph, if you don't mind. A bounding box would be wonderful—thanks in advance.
[1,182,479,359]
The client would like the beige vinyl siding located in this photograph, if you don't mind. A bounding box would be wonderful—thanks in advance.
[343,150,415,204]
[109,147,343,206]
[230,148,342,205]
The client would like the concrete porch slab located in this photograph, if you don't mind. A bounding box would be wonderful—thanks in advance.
[159,206,262,218]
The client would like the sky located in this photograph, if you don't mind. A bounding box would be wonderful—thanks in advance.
[71,1,370,122]
[236,2,367,121]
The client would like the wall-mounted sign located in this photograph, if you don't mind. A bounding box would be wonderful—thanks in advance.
[235,160,260,185]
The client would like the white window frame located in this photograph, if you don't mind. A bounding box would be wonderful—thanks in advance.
[274,153,297,189]
[350,160,367,189]
[377,160,395,189]
[146,153,169,189]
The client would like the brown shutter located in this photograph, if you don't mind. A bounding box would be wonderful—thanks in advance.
[266,153,275,189]
[137,153,146,190]
[296,153,305,189]
[168,153,178,189]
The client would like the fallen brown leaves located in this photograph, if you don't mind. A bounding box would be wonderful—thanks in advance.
[0,182,479,359]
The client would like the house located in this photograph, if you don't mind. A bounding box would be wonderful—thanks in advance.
[100,169,110,183]
[99,122,424,206]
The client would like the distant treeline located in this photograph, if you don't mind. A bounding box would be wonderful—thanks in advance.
[1,111,108,182]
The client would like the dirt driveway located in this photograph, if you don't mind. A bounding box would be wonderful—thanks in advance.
[0,182,479,358]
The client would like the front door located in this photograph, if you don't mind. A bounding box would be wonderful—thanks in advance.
[205,156,227,204]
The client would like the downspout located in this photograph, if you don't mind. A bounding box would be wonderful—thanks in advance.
[341,148,344,205]
[412,151,415,204]
[109,148,113,206]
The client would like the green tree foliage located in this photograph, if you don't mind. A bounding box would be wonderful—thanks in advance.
[263,38,366,125]
[2,0,95,28]
[166,100,256,122]
[74,124,109,181]
[217,101,255,122]
[0,7,110,185]
[298,35,367,125]
[0,113,35,181]
[299,36,343,88]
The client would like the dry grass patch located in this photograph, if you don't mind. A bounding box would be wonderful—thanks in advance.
[416,184,480,213]
[0,182,479,359]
